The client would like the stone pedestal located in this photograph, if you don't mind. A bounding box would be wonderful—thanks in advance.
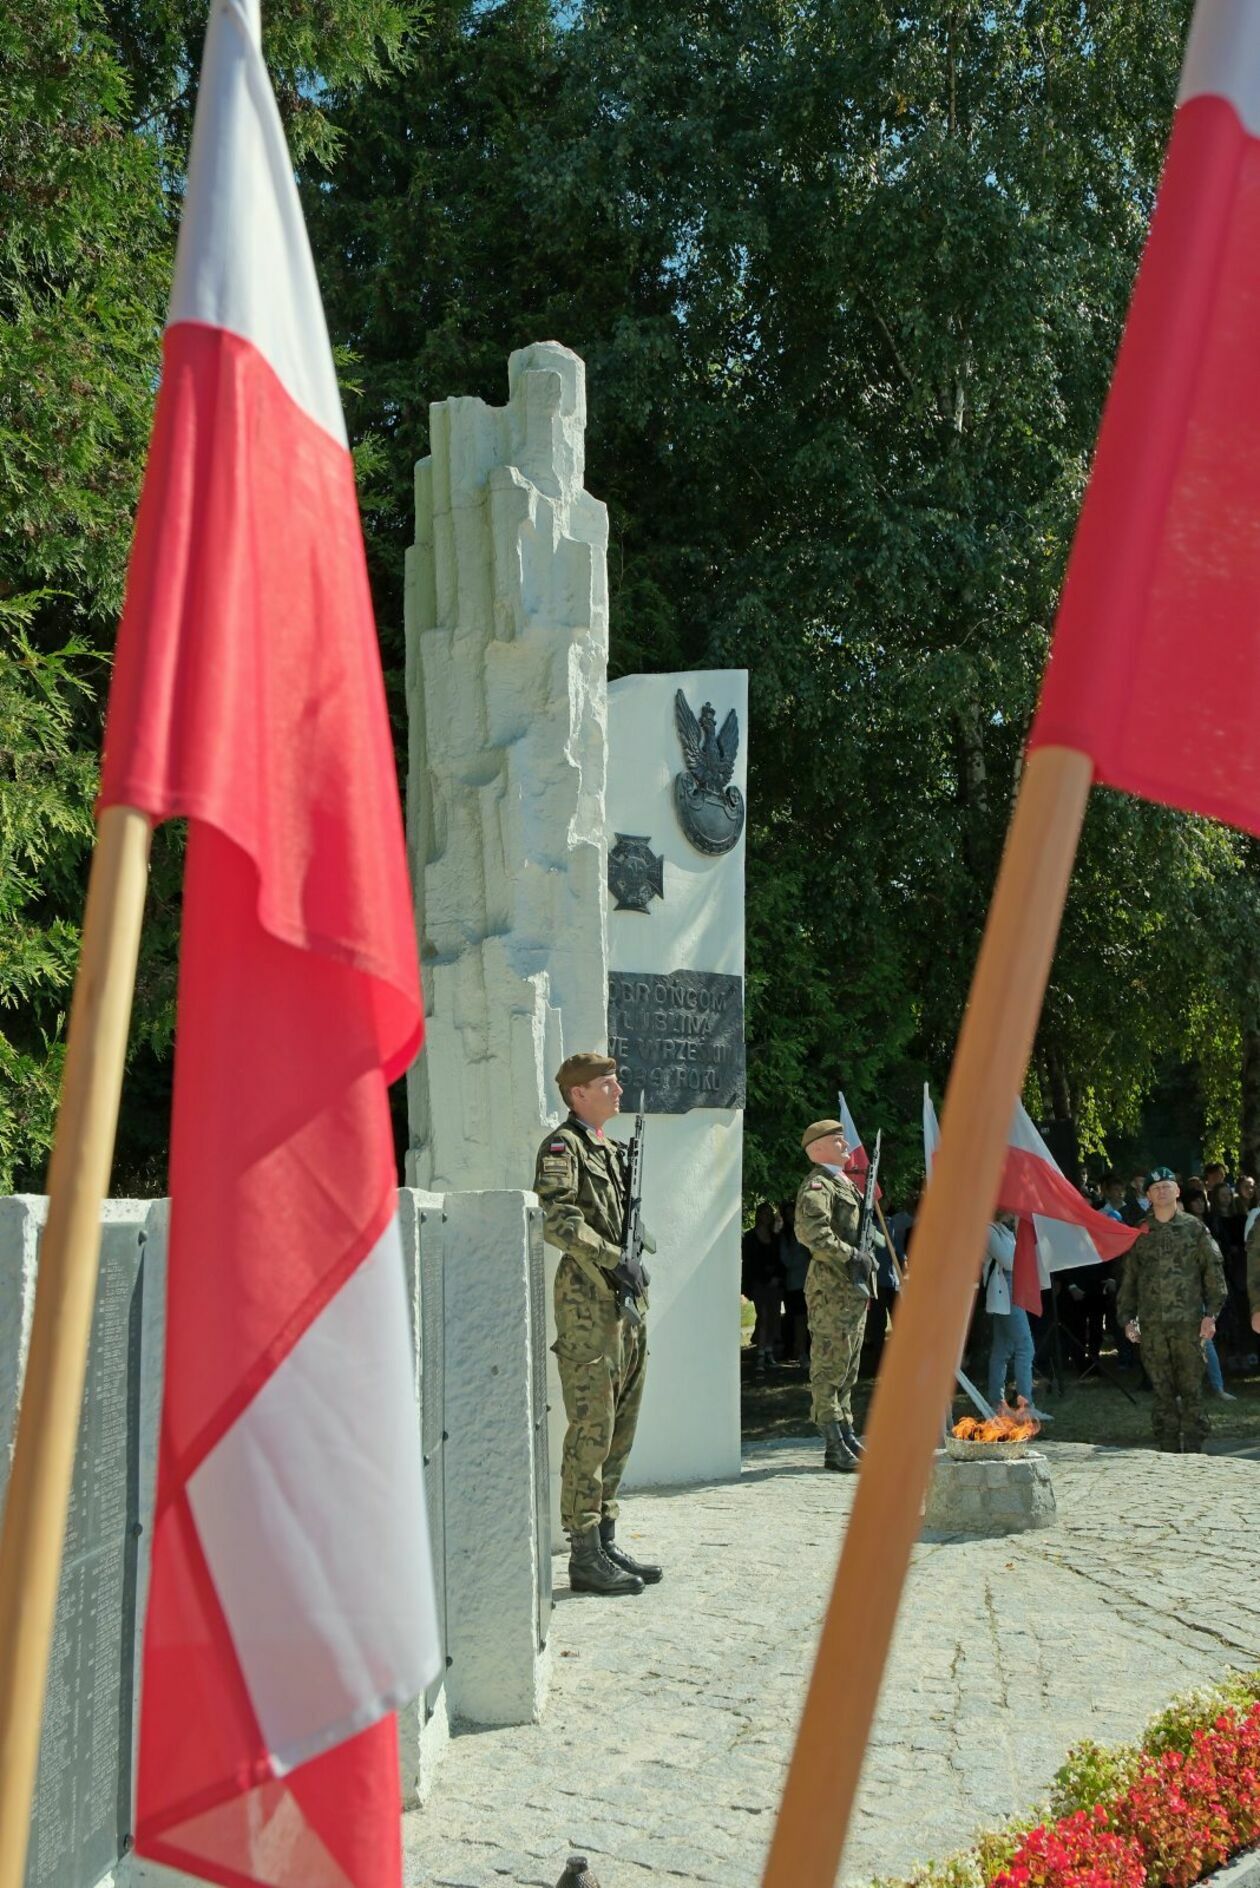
[440,1192,552,1727]
[0,1198,149,1888]
[396,1189,452,1805]
[1,1184,512,1888]
[923,1450,1057,1535]
[405,342,610,1196]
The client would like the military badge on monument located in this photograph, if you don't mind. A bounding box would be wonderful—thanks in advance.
[607,833,665,913]
[672,689,745,856]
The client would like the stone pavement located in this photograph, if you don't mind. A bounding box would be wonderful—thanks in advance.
[404,1440,1260,1888]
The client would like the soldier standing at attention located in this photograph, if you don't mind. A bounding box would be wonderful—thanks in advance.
[1118,1165,1227,1453]
[795,1119,870,1473]
[533,1052,661,1597]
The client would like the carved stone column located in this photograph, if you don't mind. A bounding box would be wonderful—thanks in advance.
[404,343,610,1192]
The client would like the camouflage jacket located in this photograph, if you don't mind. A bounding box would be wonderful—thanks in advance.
[533,1114,655,1292]
[1247,1215,1260,1317]
[794,1165,862,1279]
[1116,1210,1227,1329]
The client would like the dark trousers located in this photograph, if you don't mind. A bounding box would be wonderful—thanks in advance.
[864,1285,901,1376]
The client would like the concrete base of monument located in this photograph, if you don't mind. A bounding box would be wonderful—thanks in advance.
[922,1447,1057,1536]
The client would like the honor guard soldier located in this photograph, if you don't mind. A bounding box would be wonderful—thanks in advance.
[795,1118,871,1472]
[1118,1165,1227,1452]
[533,1052,661,1596]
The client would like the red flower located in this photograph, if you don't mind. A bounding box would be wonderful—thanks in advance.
[988,1703,1260,1888]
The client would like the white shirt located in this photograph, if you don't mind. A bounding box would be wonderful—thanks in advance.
[983,1223,1016,1315]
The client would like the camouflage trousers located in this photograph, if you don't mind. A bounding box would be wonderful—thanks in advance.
[805,1259,869,1426]
[1141,1321,1209,1448]
[554,1255,648,1535]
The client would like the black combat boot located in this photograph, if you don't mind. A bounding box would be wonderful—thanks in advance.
[820,1421,858,1472]
[568,1526,644,1596]
[600,1517,663,1584]
[840,1420,864,1456]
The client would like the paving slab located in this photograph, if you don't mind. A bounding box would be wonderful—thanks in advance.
[403,1439,1260,1888]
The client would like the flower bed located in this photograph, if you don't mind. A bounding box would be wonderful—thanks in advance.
[874,1673,1260,1888]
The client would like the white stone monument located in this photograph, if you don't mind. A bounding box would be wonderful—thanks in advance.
[404,341,610,1194]
[605,673,747,1490]
[404,348,749,1527]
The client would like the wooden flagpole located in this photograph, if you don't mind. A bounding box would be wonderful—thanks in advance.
[761,744,1093,1887]
[0,806,151,1888]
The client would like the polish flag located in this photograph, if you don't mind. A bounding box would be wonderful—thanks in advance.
[838,1092,879,1195]
[923,1091,1137,1311]
[1030,0,1260,831]
[97,2,439,1883]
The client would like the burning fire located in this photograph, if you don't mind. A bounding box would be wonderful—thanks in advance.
[951,1397,1040,1443]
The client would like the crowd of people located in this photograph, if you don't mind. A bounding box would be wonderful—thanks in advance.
[741,1160,1260,1436]
[537,1040,1260,1595]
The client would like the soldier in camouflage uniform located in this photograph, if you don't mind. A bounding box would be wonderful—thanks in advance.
[533,1052,661,1597]
[794,1119,871,1473]
[1118,1165,1227,1452]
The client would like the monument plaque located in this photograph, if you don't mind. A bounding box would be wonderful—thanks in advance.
[608,969,746,1114]
[26,1228,143,1887]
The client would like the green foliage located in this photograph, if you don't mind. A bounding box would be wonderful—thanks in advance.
[1029,1672,1260,1868]
[861,1669,1260,1888]
[0,1,169,1189]
[0,0,421,1192]
[1049,1738,1141,1820]
[868,1856,985,1888]
[0,611,95,1188]
[103,0,422,171]
[5,0,1257,1199]
[1140,1670,1260,1761]
[309,0,1241,1202]
[865,1815,1041,1888]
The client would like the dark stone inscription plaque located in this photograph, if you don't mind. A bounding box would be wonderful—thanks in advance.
[26,1229,143,1888]
[608,969,746,1114]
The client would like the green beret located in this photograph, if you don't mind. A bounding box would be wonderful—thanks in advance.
[1145,1166,1177,1187]
[802,1119,844,1151]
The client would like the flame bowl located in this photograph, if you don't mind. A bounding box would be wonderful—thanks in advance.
[944,1435,1033,1461]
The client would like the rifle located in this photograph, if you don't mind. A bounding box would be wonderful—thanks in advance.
[851,1128,882,1296]
[612,1092,651,1324]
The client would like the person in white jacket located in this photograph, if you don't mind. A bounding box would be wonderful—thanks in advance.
[983,1213,1050,1418]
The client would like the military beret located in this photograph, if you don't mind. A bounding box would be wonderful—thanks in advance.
[802,1118,844,1150]
[555,1051,617,1096]
[1146,1165,1177,1187]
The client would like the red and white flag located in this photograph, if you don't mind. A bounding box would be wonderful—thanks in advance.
[1030,0,1260,829]
[923,1090,1137,1311]
[837,1092,873,1189]
[97,2,439,1882]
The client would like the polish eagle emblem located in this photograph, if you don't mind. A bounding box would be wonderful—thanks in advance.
[672,690,745,857]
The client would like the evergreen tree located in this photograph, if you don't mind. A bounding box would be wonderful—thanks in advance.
[313,0,1249,1194]
[0,0,417,1192]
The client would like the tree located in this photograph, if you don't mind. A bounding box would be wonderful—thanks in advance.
[314,0,1238,1199]
[0,0,418,1192]
[6,0,1248,1201]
